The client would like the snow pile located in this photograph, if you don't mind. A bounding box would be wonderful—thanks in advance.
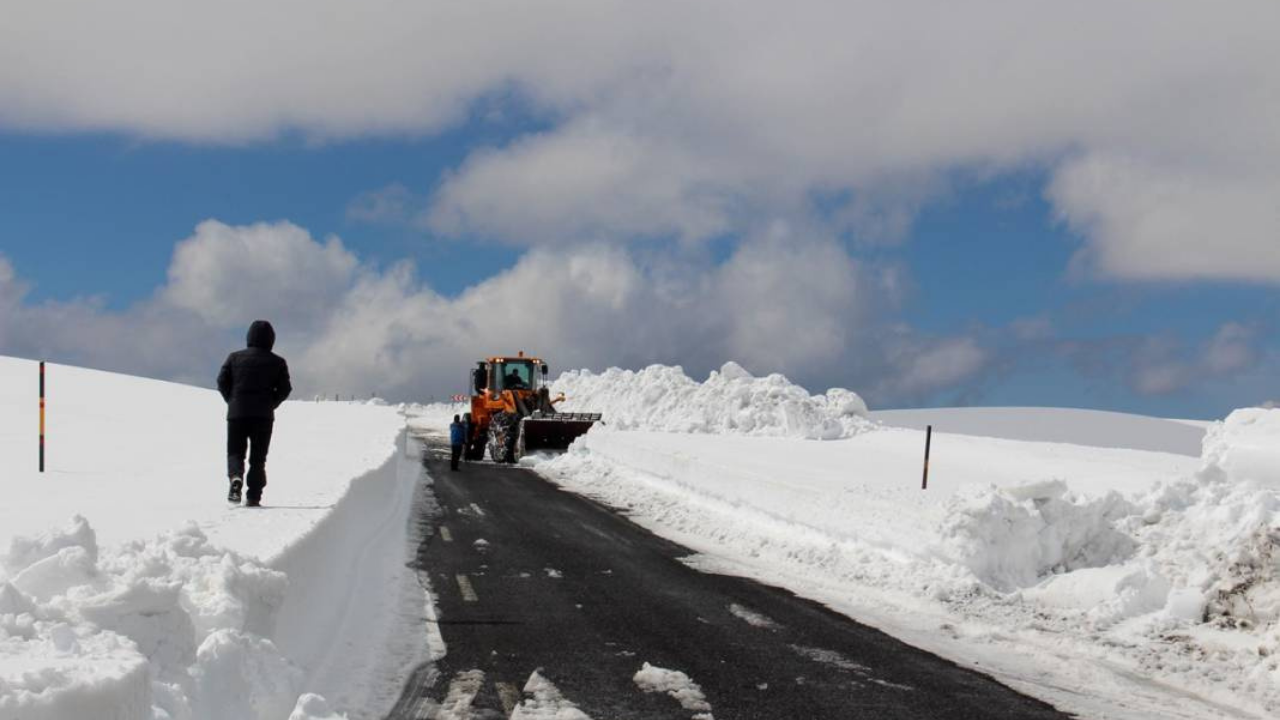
[0,356,420,720]
[935,480,1138,591]
[1131,409,1280,631]
[288,694,348,720]
[0,517,302,720]
[527,407,1280,717]
[1199,407,1280,489]
[404,402,467,437]
[553,362,871,439]
[632,663,713,720]
[510,671,590,720]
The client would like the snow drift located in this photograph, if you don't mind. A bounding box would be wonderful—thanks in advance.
[552,362,871,440]
[0,357,421,720]
[519,400,1280,718]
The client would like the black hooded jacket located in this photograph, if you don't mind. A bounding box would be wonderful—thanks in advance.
[217,320,292,420]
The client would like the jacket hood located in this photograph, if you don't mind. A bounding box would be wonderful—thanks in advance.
[246,320,276,350]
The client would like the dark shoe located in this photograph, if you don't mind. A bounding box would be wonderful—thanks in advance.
[228,478,243,503]
[245,496,261,507]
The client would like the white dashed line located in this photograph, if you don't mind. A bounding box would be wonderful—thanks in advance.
[440,526,454,542]
[496,681,521,715]
[456,574,479,603]
[470,502,486,517]
[436,669,485,719]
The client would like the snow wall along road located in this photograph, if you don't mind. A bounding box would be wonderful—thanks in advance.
[0,357,427,720]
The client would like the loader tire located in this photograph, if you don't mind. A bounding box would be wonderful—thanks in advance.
[488,412,519,464]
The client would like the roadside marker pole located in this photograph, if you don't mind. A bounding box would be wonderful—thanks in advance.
[39,361,46,473]
[921,424,931,490]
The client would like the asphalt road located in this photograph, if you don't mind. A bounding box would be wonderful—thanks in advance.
[385,436,1073,719]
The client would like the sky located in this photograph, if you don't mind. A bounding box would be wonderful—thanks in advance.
[0,0,1277,418]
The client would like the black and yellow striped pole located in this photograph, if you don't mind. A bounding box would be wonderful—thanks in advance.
[921,424,932,490]
[39,361,46,473]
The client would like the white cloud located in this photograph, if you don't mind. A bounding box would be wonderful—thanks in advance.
[162,220,358,329]
[1126,323,1264,396]
[1049,154,1280,283]
[1,221,978,404]
[427,119,735,244]
[874,333,990,401]
[5,1,1279,280]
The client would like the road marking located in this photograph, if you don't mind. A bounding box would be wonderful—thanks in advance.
[496,681,521,715]
[470,502,486,517]
[728,603,781,631]
[790,644,914,691]
[436,669,485,720]
[440,526,454,542]
[411,697,432,719]
[456,574,479,602]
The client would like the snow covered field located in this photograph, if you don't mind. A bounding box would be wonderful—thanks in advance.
[8,354,1280,720]
[415,363,1278,720]
[0,356,421,720]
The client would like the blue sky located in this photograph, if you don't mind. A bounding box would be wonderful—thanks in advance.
[1,2,1276,416]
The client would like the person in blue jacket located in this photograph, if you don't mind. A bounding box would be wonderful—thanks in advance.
[449,415,466,471]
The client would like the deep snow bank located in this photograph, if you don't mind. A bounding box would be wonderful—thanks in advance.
[530,407,1280,718]
[553,362,871,439]
[0,357,421,720]
[0,436,423,720]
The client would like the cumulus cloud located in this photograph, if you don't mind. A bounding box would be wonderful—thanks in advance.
[162,221,358,329]
[427,119,735,245]
[0,220,979,404]
[1049,154,1280,283]
[1048,322,1267,398]
[4,1,1278,280]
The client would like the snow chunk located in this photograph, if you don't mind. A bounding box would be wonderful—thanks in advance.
[190,629,303,720]
[935,481,1137,591]
[511,671,591,720]
[632,662,713,718]
[0,518,301,720]
[288,693,349,720]
[1199,408,1280,489]
[1024,562,1172,625]
[4,515,98,577]
[553,363,872,440]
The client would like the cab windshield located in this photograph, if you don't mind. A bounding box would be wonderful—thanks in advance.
[497,361,536,391]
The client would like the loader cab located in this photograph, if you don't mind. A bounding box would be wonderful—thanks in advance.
[480,356,549,397]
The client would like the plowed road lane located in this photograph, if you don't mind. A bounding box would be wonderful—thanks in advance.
[386,437,1073,719]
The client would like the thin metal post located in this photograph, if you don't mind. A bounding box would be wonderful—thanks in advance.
[921,424,932,490]
[39,361,46,473]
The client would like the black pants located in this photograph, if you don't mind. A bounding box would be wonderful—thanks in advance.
[228,418,274,499]
[450,444,462,470]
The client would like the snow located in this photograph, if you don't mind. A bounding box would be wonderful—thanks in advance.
[0,356,418,720]
[631,663,713,719]
[872,406,1207,455]
[456,361,1280,719]
[510,671,591,720]
[553,363,871,439]
[8,349,1278,719]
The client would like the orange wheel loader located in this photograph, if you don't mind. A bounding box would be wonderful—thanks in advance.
[462,353,602,463]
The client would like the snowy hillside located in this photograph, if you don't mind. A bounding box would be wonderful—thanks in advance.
[0,356,417,720]
[872,406,1208,456]
[414,362,1277,719]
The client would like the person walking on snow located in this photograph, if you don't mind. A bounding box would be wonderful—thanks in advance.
[449,414,466,471]
[217,320,292,506]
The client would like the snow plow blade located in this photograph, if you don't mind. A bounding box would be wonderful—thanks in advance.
[519,412,602,453]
